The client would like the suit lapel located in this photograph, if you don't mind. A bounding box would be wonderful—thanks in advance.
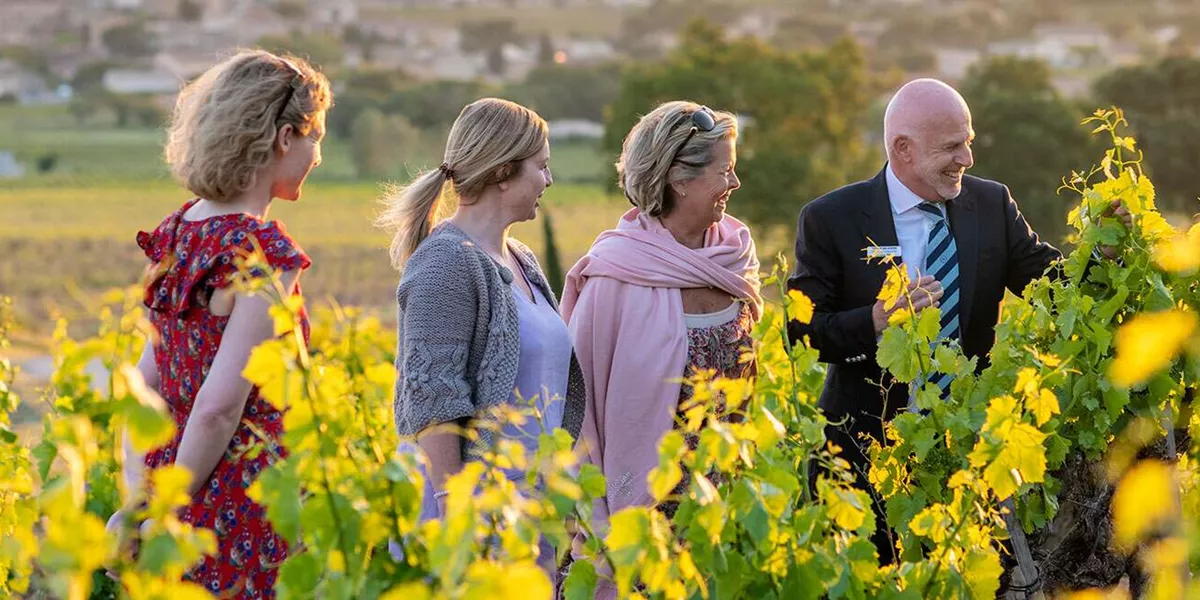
[858,168,901,277]
[860,169,900,249]
[946,187,979,336]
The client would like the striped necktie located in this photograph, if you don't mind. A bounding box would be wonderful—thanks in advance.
[917,202,960,393]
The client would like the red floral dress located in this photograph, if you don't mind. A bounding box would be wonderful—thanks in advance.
[137,198,311,599]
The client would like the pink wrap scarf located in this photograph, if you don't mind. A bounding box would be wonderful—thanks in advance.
[561,207,762,541]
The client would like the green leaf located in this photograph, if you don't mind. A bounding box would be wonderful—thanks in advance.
[1090,322,1114,356]
[1095,287,1129,323]
[911,428,939,461]
[1045,434,1071,466]
[1095,223,1125,246]
[743,500,770,546]
[693,500,725,544]
[561,559,597,600]
[877,327,918,383]
[278,552,321,597]
[251,463,303,545]
[32,437,56,482]
[963,549,1003,599]
[780,560,824,600]
[916,306,941,341]
[125,402,176,453]
[578,463,606,499]
[1103,385,1130,419]
[136,533,182,575]
[932,345,959,374]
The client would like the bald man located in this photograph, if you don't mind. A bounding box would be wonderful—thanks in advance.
[787,79,1064,562]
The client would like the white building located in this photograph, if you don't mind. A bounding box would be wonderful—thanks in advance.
[0,152,25,179]
[102,69,182,95]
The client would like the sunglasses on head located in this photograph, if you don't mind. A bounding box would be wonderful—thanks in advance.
[670,106,716,165]
[274,58,304,125]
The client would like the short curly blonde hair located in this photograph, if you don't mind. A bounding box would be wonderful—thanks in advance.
[617,101,738,217]
[165,49,333,202]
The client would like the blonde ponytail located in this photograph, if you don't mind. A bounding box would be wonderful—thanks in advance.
[376,169,451,271]
[376,98,548,272]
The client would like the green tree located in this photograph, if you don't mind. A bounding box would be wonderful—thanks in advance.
[605,19,878,230]
[1093,56,1200,215]
[504,62,622,122]
[325,68,416,139]
[257,31,344,73]
[959,56,1098,246]
[101,21,155,59]
[540,208,565,294]
[459,18,521,76]
[536,33,556,67]
[387,80,497,130]
[350,108,422,178]
[71,61,112,95]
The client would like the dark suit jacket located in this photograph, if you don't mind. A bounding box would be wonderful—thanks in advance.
[787,167,1061,429]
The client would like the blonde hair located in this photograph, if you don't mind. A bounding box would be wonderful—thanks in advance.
[165,49,333,202]
[376,98,548,271]
[617,101,738,217]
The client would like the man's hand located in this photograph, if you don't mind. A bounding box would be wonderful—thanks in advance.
[872,274,943,334]
[1098,199,1133,260]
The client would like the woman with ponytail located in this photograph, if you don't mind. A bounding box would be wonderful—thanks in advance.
[377,98,586,578]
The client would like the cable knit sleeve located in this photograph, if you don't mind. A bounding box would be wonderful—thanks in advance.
[393,238,480,436]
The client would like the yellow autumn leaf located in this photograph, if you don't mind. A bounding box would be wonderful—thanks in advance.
[242,339,289,387]
[786,289,814,324]
[1013,367,1039,398]
[1057,589,1130,600]
[1153,223,1200,274]
[971,396,1048,498]
[1109,310,1197,388]
[887,307,913,326]
[821,480,868,531]
[1028,388,1060,427]
[877,268,910,311]
[146,465,194,518]
[462,560,552,600]
[381,582,433,600]
[1112,460,1175,551]
[1032,350,1062,368]
[268,295,304,336]
[909,505,947,542]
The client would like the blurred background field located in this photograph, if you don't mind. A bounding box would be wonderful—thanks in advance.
[0,101,629,342]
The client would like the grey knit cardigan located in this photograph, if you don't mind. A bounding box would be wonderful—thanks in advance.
[392,221,586,460]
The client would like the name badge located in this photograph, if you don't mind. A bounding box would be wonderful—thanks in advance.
[865,245,903,259]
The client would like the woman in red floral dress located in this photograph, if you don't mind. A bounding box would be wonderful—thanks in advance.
[107,49,332,598]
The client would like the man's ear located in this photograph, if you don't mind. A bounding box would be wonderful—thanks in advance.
[891,135,913,164]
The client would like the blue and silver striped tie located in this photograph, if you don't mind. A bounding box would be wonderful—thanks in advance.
[917,202,960,394]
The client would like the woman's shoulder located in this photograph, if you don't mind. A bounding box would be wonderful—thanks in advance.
[400,223,493,292]
[408,224,484,268]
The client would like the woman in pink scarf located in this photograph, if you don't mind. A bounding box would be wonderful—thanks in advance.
[560,101,762,596]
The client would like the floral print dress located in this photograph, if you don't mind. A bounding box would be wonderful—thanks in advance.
[659,301,756,519]
[137,198,311,599]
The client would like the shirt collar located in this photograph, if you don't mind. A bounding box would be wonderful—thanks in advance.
[885,163,929,216]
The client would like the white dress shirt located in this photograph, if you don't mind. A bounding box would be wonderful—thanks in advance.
[885,163,946,279]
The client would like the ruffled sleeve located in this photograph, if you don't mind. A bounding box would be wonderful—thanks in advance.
[139,213,311,316]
